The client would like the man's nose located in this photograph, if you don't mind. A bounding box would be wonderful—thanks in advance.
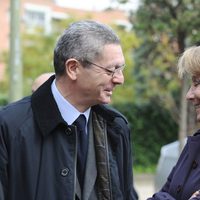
[112,71,124,85]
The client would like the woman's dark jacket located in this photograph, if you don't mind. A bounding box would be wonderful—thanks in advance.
[148,130,200,200]
[0,77,138,200]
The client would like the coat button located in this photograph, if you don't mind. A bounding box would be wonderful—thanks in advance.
[61,168,69,177]
[65,127,72,135]
[192,160,198,169]
[176,185,182,193]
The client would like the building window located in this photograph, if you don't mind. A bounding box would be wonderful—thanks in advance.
[24,10,45,28]
[23,3,51,34]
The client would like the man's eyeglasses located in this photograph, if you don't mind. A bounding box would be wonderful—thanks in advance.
[85,60,125,77]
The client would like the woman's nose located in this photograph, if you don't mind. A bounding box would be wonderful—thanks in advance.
[186,86,195,101]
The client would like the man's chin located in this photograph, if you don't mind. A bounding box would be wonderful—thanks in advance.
[99,98,111,105]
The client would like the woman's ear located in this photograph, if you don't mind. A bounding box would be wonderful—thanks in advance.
[65,59,79,80]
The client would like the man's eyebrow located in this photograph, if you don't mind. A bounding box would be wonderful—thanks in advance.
[108,63,125,69]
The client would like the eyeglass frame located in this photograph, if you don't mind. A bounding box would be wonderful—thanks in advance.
[84,60,125,77]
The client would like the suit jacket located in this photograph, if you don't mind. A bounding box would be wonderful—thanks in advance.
[76,115,97,200]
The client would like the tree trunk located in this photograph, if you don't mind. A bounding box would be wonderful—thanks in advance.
[9,0,23,102]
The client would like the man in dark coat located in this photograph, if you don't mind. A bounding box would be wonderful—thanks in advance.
[0,20,138,200]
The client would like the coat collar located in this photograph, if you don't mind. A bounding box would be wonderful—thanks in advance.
[31,75,127,137]
[31,75,66,137]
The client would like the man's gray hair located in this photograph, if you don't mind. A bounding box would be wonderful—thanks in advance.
[53,20,120,75]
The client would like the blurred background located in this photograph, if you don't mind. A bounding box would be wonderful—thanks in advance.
[1,0,200,199]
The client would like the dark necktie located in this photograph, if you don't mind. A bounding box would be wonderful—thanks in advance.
[74,114,88,190]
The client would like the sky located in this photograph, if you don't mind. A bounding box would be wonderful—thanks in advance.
[56,0,140,11]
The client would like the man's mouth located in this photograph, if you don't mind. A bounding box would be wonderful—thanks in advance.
[105,89,112,95]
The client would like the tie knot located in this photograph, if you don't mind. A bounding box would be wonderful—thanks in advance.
[75,114,86,132]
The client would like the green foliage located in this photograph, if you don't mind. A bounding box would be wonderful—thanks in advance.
[135,0,200,40]
[22,18,74,95]
[0,94,8,106]
[131,0,200,126]
[113,100,178,170]
[111,26,141,103]
[134,165,156,173]
[22,33,54,95]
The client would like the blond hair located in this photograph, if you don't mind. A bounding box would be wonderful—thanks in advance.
[177,46,200,78]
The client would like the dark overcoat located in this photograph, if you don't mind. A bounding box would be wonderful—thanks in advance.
[148,130,200,200]
[0,77,138,200]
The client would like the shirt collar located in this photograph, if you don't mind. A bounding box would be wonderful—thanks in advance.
[51,79,90,125]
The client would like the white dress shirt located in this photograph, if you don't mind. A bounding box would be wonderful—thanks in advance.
[51,79,90,133]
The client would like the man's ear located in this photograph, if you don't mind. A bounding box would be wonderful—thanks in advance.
[65,59,79,80]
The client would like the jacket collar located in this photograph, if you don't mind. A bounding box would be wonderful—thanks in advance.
[31,75,127,137]
[31,75,66,137]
